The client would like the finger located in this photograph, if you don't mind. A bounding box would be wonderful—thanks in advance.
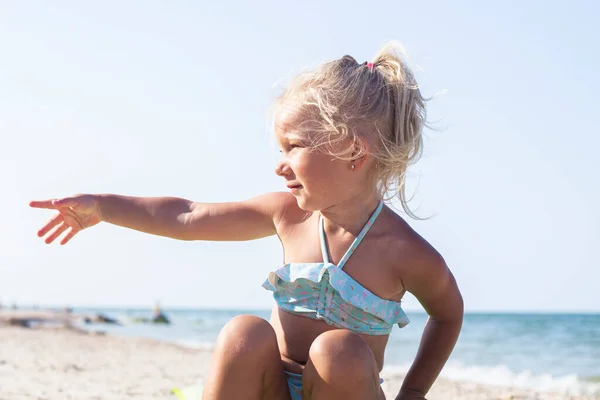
[52,197,79,208]
[38,213,64,237]
[29,199,58,209]
[60,227,78,245]
[29,198,79,209]
[44,223,70,244]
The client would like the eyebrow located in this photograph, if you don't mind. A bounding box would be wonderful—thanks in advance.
[275,127,305,141]
[284,133,306,141]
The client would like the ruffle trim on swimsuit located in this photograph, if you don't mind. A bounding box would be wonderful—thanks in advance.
[262,262,410,328]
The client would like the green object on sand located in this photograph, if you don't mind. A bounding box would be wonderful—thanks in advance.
[172,384,203,400]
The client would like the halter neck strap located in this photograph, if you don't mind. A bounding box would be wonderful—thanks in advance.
[319,201,384,269]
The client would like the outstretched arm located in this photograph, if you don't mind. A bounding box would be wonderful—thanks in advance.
[396,253,464,400]
[96,192,289,241]
[30,192,293,244]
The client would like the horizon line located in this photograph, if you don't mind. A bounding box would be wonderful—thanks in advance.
[5,303,599,315]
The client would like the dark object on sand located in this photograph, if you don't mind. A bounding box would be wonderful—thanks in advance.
[83,313,121,325]
[129,302,171,325]
[152,312,170,324]
[131,313,171,325]
[8,318,33,328]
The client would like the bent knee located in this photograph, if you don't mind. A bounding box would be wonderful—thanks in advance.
[216,315,279,357]
[309,330,377,374]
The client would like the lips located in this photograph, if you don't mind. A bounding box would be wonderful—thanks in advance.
[286,184,303,190]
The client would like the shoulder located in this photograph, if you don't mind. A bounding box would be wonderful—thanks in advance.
[381,207,448,289]
[257,192,312,228]
[252,191,296,209]
[383,207,463,319]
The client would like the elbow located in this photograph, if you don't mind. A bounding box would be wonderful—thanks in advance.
[456,290,465,318]
[431,291,464,327]
[447,290,465,325]
[173,203,203,241]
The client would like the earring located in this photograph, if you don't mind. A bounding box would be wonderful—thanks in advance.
[351,164,355,170]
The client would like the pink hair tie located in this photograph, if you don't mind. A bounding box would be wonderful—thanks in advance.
[366,62,374,69]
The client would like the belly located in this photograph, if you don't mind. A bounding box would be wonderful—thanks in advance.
[269,305,389,374]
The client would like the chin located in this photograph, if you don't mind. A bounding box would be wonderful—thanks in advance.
[294,197,312,211]
[294,194,326,212]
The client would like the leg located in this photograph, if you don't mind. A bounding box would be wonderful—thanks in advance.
[302,330,383,400]
[202,315,291,400]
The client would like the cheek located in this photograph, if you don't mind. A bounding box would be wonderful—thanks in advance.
[305,157,344,186]
[293,152,348,187]
[290,153,315,176]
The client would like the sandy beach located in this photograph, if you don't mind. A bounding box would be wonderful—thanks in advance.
[1,312,598,400]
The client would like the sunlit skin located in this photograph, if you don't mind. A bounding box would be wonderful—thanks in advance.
[30,106,463,399]
[272,109,391,385]
[269,108,462,399]
[30,196,101,245]
[273,107,380,214]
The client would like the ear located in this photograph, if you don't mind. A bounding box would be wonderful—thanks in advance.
[350,139,369,170]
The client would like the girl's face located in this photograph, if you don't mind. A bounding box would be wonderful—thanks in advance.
[274,108,363,211]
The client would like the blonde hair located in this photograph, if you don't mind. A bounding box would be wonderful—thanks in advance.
[274,41,428,219]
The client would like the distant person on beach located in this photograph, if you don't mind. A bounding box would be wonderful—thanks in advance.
[152,302,170,324]
[30,42,463,400]
[128,303,171,325]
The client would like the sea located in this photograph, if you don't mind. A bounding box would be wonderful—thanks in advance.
[66,307,600,396]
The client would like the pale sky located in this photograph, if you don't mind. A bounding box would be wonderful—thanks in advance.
[1,1,598,312]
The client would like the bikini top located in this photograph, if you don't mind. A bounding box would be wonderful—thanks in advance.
[262,201,410,335]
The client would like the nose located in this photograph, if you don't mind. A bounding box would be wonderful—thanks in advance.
[274,158,291,177]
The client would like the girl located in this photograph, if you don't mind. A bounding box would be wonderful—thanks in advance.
[30,42,463,400]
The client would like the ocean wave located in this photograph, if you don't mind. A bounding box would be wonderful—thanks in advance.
[382,362,600,396]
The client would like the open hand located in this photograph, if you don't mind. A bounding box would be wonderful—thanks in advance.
[29,195,102,245]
